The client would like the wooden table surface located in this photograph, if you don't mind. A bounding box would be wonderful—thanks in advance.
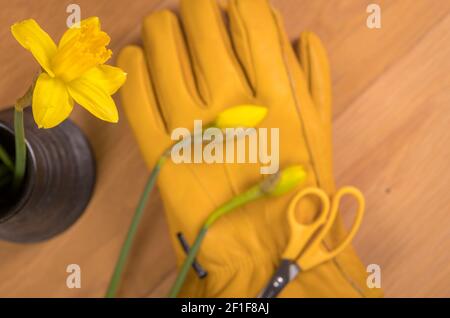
[0,0,449,297]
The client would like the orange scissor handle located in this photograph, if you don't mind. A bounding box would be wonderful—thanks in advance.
[282,187,331,260]
[298,186,365,271]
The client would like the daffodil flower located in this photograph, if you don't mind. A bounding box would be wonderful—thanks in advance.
[11,17,127,128]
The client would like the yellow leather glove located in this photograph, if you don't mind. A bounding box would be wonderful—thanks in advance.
[117,0,382,298]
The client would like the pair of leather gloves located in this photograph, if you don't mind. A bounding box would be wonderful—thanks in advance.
[117,0,382,297]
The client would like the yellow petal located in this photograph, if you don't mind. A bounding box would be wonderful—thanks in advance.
[214,105,268,129]
[11,19,57,77]
[58,17,100,48]
[32,73,74,129]
[67,76,118,123]
[81,65,127,95]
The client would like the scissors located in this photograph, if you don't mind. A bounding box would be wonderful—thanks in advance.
[259,186,365,298]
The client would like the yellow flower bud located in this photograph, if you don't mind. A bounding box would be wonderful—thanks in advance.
[214,105,268,129]
[261,165,307,196]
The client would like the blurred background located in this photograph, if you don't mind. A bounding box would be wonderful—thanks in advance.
[0,0,449,297]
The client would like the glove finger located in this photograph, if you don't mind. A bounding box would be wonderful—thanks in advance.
[228,0,295,104]
[117,46,171,169]
[142,11,210,131]
[292,30,334,190]
[270,9,336,193]
[297,32,332,125]
[180,0,252,107]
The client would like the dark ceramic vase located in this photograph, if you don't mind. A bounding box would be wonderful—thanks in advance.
[0,108,95,243]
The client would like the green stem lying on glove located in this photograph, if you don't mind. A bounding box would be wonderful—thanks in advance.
[105,105,268,298]
[105,133,216,297]
[168,165,307,298]
[104,136,196,298]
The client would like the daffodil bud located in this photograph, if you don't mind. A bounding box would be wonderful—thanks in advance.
[261,165,307,196]
[213,105,268,129]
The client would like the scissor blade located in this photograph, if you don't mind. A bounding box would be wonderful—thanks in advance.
[258,259,300,298]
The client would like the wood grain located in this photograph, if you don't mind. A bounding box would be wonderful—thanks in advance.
[0,0,448,297]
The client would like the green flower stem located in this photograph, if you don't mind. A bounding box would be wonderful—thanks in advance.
[204,186,263,228]
[11,83,34,192]
[0,144,14,172]
[104,133,205,298]
[168,185,263,298]
[12,108,26,192]
[168,227,207,298]
[105,155,167,298]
